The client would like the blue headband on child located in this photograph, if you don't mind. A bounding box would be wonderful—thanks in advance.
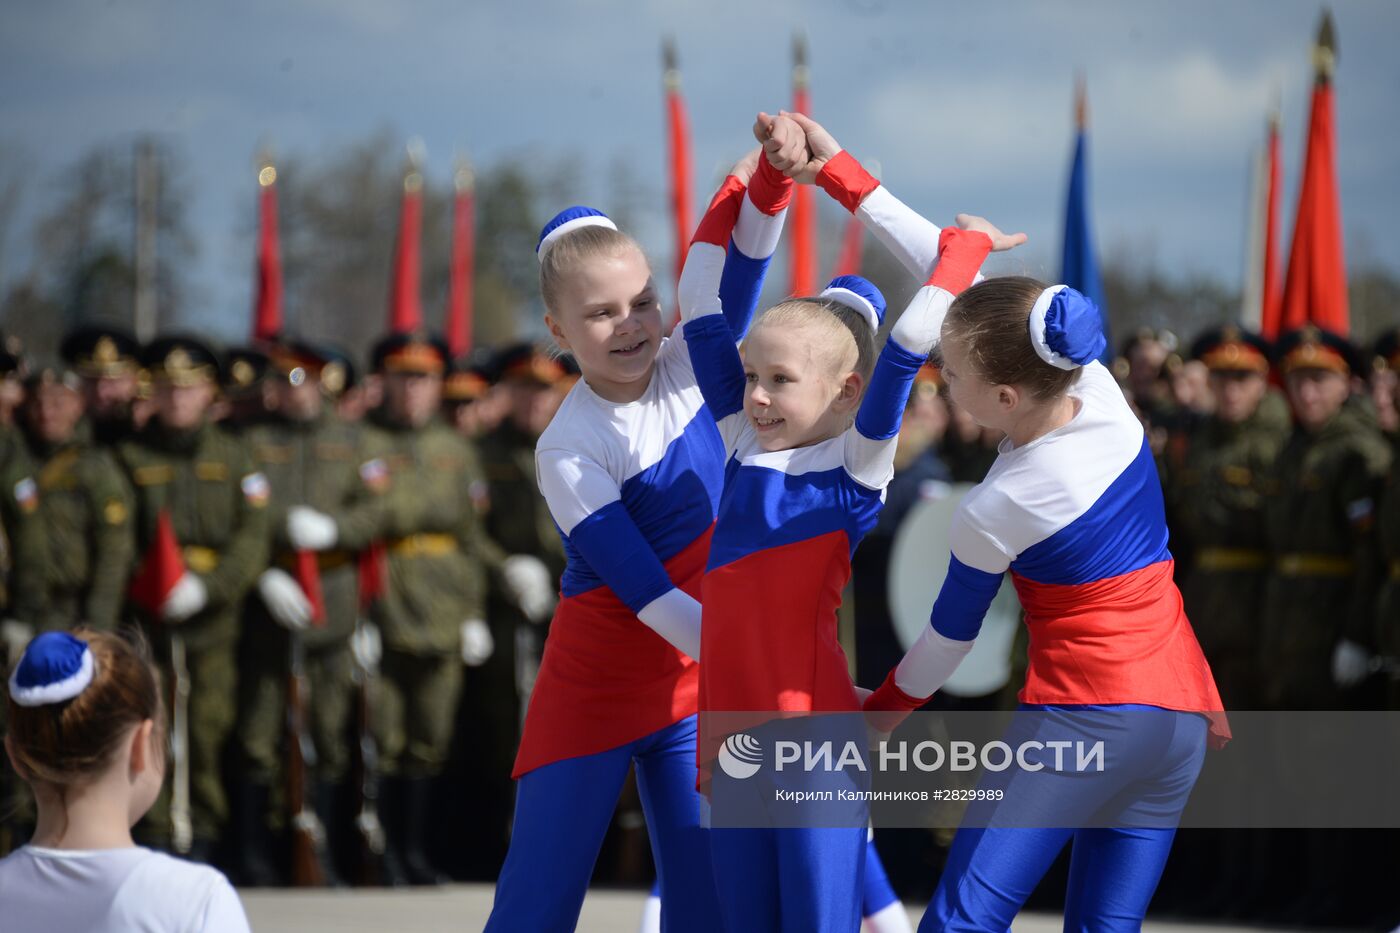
[1028,285,1106,370]
[536,206,618,263]
[820,275,887,333]
[8,631,96,707]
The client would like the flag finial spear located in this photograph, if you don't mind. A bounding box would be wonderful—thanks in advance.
[257,149,276,187]
[1313,8,1337,82]
[453,153,474,193]
[663,36,681,92]
[1074,72,1088,131]
[404,138,424,193]
[792,32,809,91]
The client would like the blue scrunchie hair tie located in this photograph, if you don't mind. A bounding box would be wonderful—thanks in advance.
[1030,286,1106,369]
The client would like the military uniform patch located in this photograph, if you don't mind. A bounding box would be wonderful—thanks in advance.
[241,471,271,507]
[13,476,37,513]
[359,458,390,492]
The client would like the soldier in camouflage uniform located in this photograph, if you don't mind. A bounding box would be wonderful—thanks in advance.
[357,332,495,884]
[117,336,271,860]
[60,325,143,448]
[1260,326,1392,710]
[19,366,135,633]
[233,340,386,884]
[1168,327,1290,709]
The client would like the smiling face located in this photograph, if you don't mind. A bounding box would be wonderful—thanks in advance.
[742,315,863,452]
[544,246,662,404]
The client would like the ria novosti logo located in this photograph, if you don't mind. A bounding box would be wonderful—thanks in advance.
[718,733,763,779]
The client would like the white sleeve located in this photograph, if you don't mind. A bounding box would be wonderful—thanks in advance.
[637,588,702,660]
[198,875,252,933]
[535,446,622,535]
[856,186,943,281]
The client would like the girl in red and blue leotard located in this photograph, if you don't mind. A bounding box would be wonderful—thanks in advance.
[677,130,1014,930]
[484,132,801,932]
[802,151,1234,933]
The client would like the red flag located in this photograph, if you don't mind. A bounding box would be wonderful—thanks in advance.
[663,39,694,325]
[831,214,864,277]
[294,550,326,627]
[1279,12,1348,337]
[1260,113,1283,338]
[788,34,817,297]
[444,160,475,358]
[129,510,186,614]
[388,154,424,334]
[357,544,386,611]
[252,161,283,342]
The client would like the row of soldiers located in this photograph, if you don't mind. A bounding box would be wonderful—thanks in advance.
[1144,323,1399,713]
[1121,322,1399,926]
[0,324,575,888]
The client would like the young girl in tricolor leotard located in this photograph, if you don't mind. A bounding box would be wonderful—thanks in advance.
[779,100,1229,932]
[484,119,808,933]
[677,113,1023,932]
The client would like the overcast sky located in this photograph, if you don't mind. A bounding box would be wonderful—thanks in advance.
[2,0,1396,341]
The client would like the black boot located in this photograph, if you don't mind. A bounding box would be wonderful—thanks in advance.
[377,777,410,888]
[234,782,282,887]
[402,777,448,886]
[313,781,346,888]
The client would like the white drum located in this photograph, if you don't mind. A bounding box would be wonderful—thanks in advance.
[887,484,1021,698]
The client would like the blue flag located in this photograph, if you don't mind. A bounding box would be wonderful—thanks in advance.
[1061,131,1113,363]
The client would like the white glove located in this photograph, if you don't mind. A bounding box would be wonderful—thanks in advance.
[502,554,557,624]
[637,588,702,661]
[1331,638,1371,688]
[2,618,34,663]
[460,618,494,666]
[351,622,382,670]
[286,506,339,551]
[257,568,312,631]
[161,573,209,623]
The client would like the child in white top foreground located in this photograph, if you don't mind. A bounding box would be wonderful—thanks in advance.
[1,629,250,933]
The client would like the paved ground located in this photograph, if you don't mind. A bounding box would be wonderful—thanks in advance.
[240,884,1300,932]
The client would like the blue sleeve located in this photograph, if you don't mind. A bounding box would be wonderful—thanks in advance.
[717,240,770,341]
[930,555,1004,641]
[854,338,925,441]
[566,500,675,613]
[682,313,745,421]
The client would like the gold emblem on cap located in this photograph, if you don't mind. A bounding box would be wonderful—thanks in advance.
[167,347,194,372]
[94,336,119,364]
[232,359,255,386]
[322,362,346,394]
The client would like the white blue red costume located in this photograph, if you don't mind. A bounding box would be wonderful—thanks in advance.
[828,155,1231,926]
[485,187,789,932]
[677,152,992,932]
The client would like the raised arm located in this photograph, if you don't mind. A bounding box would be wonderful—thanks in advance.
[844,226,992,489]
[678,152,794,453]
[536,447,700,660]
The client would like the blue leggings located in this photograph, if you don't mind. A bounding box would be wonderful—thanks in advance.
[647,835,898,926]
[486,715,721,933]
[921,705,1207,932]
[710,825,867,933]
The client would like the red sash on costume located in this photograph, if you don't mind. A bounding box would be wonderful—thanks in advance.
[511,527,711,778]
[1014,558,1231,748]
